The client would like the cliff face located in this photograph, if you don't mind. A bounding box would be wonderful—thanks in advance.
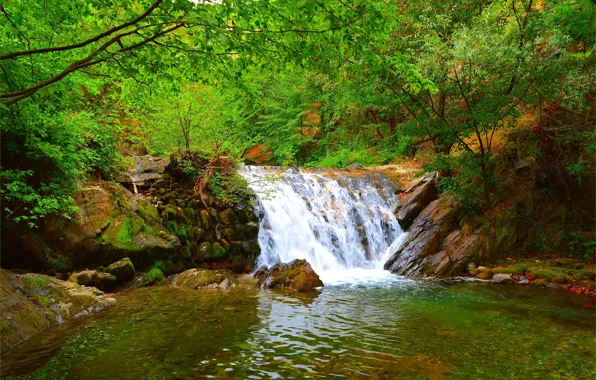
[1,155,260,275]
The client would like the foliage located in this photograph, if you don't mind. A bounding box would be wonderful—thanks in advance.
[1,0,594,243]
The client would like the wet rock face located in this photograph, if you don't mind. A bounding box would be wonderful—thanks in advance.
[254,259,323,291]
[1,156,261,275]
[1,270,116,350]
[170,268,238,290]
[395,172,438,230]
[384,194,485,278]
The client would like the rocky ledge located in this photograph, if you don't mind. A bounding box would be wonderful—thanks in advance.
[385,172,485,278]
[1,269,116,351]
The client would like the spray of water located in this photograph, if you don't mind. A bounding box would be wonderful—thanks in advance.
[240,166,407,285]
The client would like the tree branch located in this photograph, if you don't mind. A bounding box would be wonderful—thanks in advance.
[0,0,164,60]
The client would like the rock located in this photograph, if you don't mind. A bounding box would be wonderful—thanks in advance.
[466,262,477,275]
[242,145,275,165]
[518,276,528,285]
[254,259,323,291]
[130,155,170,185]
[171,269,238,290]
[218,208,238,226]
[1,181,180,273]
[491,273,514,284]
[105,257,135,282]
[68,270,118,291]
[396,172,438,229]
[477,266,487,272]
[135,268,166,288]
[149,260,185,276]
[347,162,365,170]
[476,270,494,280]
[1,270,115,349]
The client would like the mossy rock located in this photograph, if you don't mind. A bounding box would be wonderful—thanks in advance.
[139,268,166,287]
[198,242,213,257]
[1,270,116,349]
[218,208,238,226]
[68,270,119,291]
[150,260,186,276]
[105,257,135,282]
[212,242,227,258]
[199,210,213,230]
[171,268,238,290]
[137,198,160,225]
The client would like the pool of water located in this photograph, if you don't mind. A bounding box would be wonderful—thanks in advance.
[2,280,594,379]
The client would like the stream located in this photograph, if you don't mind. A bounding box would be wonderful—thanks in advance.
[2,167,594,379]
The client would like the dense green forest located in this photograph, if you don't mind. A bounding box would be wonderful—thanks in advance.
[1,0,594,253]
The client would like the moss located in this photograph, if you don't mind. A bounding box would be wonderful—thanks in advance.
[140,268,166,287]
[137,198,160,224]
[528,268,571,283]
[48,256,73,272]
[105,258,135,282]
[0,320,10,332]
[574,268,596,281]
[163,220,178,234]
[150,260,185,276]
[212,242,227,258]
[492,267,516,274]
[115,216,142,243]
[31,293,52,307]
[24,275,48,291]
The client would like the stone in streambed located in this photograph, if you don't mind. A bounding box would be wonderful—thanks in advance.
[104,257,135,282]
[170,268,238,290]
[491,273,514,284]
[254,259,323,291]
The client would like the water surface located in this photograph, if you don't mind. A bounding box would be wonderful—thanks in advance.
[3,280,594,379]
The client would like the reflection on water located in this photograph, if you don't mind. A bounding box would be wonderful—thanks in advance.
[2,281,594,379]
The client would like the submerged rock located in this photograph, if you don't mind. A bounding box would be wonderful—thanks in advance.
[1,270,115,350]
[254,259,323,291]
[170,268,238,290]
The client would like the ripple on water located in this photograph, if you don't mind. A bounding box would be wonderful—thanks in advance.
[1,282,594,379]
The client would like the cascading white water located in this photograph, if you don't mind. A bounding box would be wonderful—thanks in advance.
[240,166,408,285]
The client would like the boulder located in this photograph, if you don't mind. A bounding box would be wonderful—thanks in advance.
[396,172,438,229]
[1,270,116,350]
[491,273,514,284]
[133,268,166,288]
[254,259,323,291]
[1,182,180,273]
[170,269,238,290]
[104,257,135,282]
[68,270,118,291]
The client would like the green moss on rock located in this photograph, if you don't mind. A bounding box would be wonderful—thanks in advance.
[105,257,135,282]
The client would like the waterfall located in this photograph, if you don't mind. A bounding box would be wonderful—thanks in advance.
[240,166,407,285]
